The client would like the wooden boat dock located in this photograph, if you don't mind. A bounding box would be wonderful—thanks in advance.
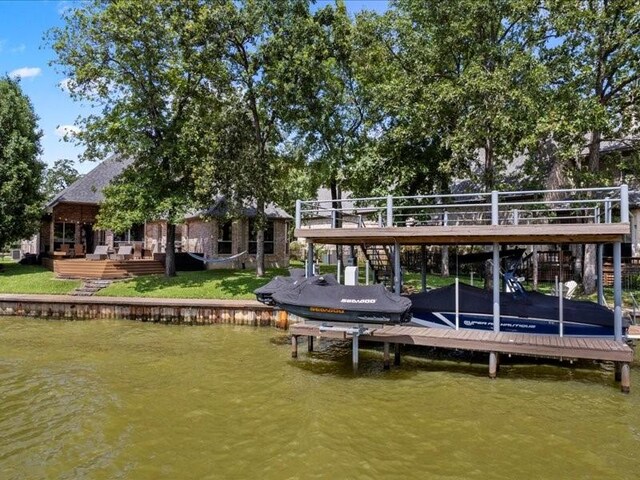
[290,323,635,392]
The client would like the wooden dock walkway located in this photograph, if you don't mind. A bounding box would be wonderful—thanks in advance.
[290,324,635,392]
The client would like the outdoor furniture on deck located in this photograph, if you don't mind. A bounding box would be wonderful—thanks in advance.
[73,244,85,258]
[133,243,143,260]
[53,244,71,258]
[112,245,133,261]
[87,245,109,261]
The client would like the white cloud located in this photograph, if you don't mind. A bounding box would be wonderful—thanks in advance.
[9,67,42,79]
[10,44,26,54]
[55,125,81,138]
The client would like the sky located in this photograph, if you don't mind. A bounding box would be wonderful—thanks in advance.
[0,0,389,175]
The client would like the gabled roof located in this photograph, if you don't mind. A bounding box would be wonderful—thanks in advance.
[187,196,292,220]
[47,155,133,208]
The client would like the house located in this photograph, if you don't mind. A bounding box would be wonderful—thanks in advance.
[29,155,291,270]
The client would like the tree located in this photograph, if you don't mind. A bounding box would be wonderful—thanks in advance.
[543,0,640,293]
[196,0,315,277]
[359,0,549,191]
[42,159,80,201]
[0,77,45,250]
[49,0,223,276]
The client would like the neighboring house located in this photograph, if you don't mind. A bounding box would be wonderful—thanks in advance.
[27,155,291,269]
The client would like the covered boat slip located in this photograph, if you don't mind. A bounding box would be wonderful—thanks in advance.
[290,185,634,391]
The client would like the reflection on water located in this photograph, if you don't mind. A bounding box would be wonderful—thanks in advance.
[0,318,638,479]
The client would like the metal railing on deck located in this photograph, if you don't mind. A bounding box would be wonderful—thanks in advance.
[295,185,630,230]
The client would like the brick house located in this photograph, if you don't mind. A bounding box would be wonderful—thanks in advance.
[28,155,291,269]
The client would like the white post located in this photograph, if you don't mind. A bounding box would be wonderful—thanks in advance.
[492,242,500,332]
[337,259,342,284]
[352,331,359,373]
[614,242,623,342]
[386,195,394,227]
[621,184,629,224]
[491,191,499,225]
[470,271,474,287]
[605,197,612,223]
[559,282,564,337]
[455,277,460,330]
[295,200,302,229]
[597,244,604,305]
[512,209,519,225]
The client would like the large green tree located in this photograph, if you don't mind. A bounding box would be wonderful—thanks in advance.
[0,77,45,250]
[542,0,640,293]
[49,0,222,276]
[359,0,548,191]
[195,0,314,277]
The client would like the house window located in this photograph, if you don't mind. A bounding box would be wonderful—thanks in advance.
[218,221,232,254]
[114,224,145,244]
[53,222,75,248]
[249,219,274,255]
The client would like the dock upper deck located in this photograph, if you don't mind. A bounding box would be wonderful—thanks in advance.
[294,185,631,245]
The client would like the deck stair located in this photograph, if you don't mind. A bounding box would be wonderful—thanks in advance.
[361,244,393,285]
[50,258,165,280]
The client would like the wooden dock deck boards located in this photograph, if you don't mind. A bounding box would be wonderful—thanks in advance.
[290,324,634,363]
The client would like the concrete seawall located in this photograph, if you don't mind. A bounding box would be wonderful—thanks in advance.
[0,294,293,328]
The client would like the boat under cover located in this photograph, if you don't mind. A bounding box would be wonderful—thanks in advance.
[271,277,412,325]
[409,283,625,337]
[254,270,331,305]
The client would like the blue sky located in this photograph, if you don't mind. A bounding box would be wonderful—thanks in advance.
[0,0,388,174]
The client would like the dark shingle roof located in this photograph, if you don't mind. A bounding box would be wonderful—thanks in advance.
[187,196,292,220]
[47,155,133,208]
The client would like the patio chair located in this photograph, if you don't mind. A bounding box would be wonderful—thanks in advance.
[87,245,109,261]
[73,244,85,258]
[112,245,133,261]
[133,243,143,260]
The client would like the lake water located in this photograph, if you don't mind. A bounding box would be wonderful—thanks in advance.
[1,318,639,479]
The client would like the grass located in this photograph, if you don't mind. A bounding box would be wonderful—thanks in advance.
[97,267,290,299]
[0,258,81,295]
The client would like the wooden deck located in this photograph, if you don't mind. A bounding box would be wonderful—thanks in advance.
[295,223,630,246]
[44,258,165,279]
[290,324,634,391]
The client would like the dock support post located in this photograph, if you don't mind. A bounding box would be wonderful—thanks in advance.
[492,243,500,332]
[394,241,402,295]
[421,245,427,292]
[291,335,298,358]
[615,362,622,382]
[383,342,390,369]
[597,244,604,305]
[306,241,314,278]
[394,343,401,366]
[613,241,623,342]
[489,352,499,379]
[621,363,631,394]
[307,336,314,352]
[352,333,359,373]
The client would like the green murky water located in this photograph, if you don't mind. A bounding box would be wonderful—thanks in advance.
[1,318,639,479]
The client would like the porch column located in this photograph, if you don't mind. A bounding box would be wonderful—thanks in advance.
[613,241,623,342]
[597,244,604,305]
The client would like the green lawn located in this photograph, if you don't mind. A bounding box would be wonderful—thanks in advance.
[0,259,81,295]
[97,267,290,299]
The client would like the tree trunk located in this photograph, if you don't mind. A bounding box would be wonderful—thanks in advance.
[256,199,265,277]
[165,222,176,277]
[484,137,494,190]
[441,246,449,277]
[583,244,597,294]
[588,130,602,173]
